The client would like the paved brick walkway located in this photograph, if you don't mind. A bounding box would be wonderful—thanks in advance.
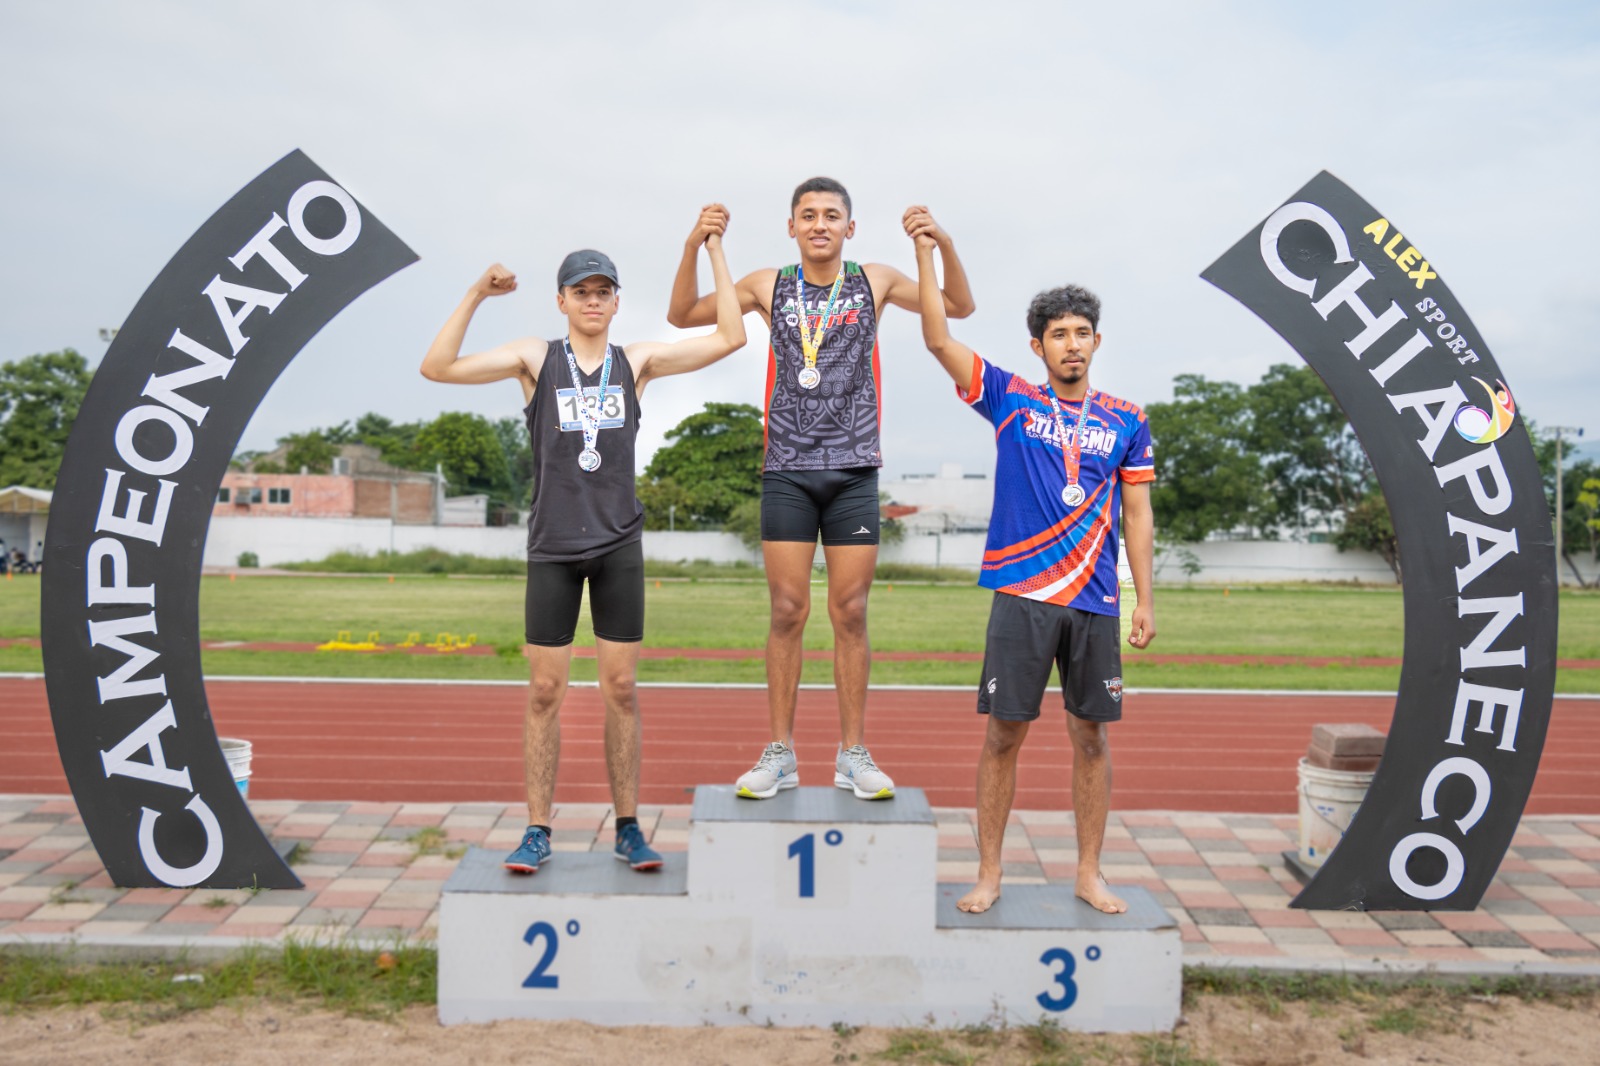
[2,795,1598,971]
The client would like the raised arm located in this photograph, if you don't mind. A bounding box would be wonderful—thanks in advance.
[1120,481,1157,649]
[420,264,542,391]
[876,205,977,319]
[666,203,772,327]
[912,230,977,387]
[631,232,748,391]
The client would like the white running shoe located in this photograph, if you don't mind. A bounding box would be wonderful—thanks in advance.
[835,745,895,799]
[736,742,798,799]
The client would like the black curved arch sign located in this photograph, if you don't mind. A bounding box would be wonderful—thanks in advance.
[1202,171,1557,910]
[42,151,417,888]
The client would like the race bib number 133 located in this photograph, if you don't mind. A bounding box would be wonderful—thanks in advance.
[556,386,625,432]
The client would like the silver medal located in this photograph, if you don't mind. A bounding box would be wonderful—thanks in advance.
[1061,484,1085,507]
[578,448,602,472]
[797,366,821,390]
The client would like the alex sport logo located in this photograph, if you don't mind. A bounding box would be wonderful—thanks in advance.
[1022,409,1118,457]
[1452,377,1516,445]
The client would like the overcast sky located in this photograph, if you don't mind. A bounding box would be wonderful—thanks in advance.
[4,1,1597,479]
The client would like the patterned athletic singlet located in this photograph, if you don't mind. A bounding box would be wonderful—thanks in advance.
[763,262,882,472]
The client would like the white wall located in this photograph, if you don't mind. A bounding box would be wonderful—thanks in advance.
[205,515,1600,587]
[207,518,759,569]
[1153,539,1396,585]
[206,516,526,567]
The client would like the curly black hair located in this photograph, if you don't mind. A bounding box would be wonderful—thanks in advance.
[1026,285,1101,340]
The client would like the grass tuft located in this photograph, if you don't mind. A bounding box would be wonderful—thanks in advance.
[405,826,465,861]
[0,941,435,1019]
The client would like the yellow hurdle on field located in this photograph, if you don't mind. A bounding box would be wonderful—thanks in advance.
[316,630,383,652]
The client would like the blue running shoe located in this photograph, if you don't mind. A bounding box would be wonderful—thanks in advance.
[614,822,663,871]
[504,826,551,874]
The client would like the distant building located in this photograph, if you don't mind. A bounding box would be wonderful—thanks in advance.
[218,444,486,526]
[0,486,50,563]
[883,463,992,535]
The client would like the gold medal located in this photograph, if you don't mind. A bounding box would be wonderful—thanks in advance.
[795,265,845,389]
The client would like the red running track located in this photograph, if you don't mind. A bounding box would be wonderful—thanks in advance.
[2,677,1595,814]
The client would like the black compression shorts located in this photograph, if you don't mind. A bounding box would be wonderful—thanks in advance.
[525,539,644,646]
[760,468,880,546]
[975,594,1124,723]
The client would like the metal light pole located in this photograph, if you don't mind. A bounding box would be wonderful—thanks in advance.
[1551,425,1585,581]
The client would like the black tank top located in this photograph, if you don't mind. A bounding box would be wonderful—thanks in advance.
[763,262,883,471]
[524,339,643,562]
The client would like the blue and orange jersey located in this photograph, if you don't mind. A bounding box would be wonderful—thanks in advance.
[958,354,1155,615]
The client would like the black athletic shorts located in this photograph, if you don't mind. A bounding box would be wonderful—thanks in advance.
[525,539,644,646]
[760,468,880,546]
[976,593,1124,723]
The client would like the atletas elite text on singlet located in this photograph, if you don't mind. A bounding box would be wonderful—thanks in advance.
[763,262,883,472]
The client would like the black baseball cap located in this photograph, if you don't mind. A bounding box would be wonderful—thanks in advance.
[556,249,620,290]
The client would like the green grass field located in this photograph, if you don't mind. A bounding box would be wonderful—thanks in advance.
[2,574,1596,691]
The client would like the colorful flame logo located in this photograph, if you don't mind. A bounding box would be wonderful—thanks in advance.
[1452,377,1516,444]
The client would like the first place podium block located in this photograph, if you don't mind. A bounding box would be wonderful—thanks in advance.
[439,787,1180,1031]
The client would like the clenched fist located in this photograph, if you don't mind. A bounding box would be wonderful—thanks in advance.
[473,263,517,297]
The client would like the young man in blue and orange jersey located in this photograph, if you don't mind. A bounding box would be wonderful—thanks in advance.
[908,215,1157,915]
[668,180,975,802]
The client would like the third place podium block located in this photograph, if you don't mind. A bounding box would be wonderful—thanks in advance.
[440,786,1180,1030]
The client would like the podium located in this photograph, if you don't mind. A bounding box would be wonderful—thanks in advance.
[439,787,1180,1031]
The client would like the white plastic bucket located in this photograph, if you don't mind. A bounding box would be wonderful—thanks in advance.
[219,737,253,798]
[1297,757,1373,867]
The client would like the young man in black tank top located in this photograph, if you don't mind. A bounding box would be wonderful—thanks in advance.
[422,228,745,874]
[667,179,975,801]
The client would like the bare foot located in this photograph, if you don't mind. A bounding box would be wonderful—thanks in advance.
[1075,873,1127,914]
[957,879,1002,914]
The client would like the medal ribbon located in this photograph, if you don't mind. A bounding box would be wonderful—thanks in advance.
[795,265,846,373]
[563,338,614,461]
[1045,387,1095,502]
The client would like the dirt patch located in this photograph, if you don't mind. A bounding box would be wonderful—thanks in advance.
[0,992,1595,1066]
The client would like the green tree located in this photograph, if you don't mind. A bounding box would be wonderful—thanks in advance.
[0,350,93,488]
[415,412,509,497]
[639,402,766,529]
[1557,459,1600,585]
[637,476,697,532]
[279,430,338,474]
[348,412,426,469]
[1332,488,1400,582]
[492,417,534,501]
[879,491,905,546]
[1577,474,1600,568]
[1145,375,1268,541]
[1246,364,1374,533]
[724,496,763,551]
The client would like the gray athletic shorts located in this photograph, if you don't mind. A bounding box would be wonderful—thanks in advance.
[975,593,1124,723]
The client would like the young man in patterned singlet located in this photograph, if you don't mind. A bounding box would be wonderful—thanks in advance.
[421,227,745,875]
[908,219,1157,916]
[667,180,975,801]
